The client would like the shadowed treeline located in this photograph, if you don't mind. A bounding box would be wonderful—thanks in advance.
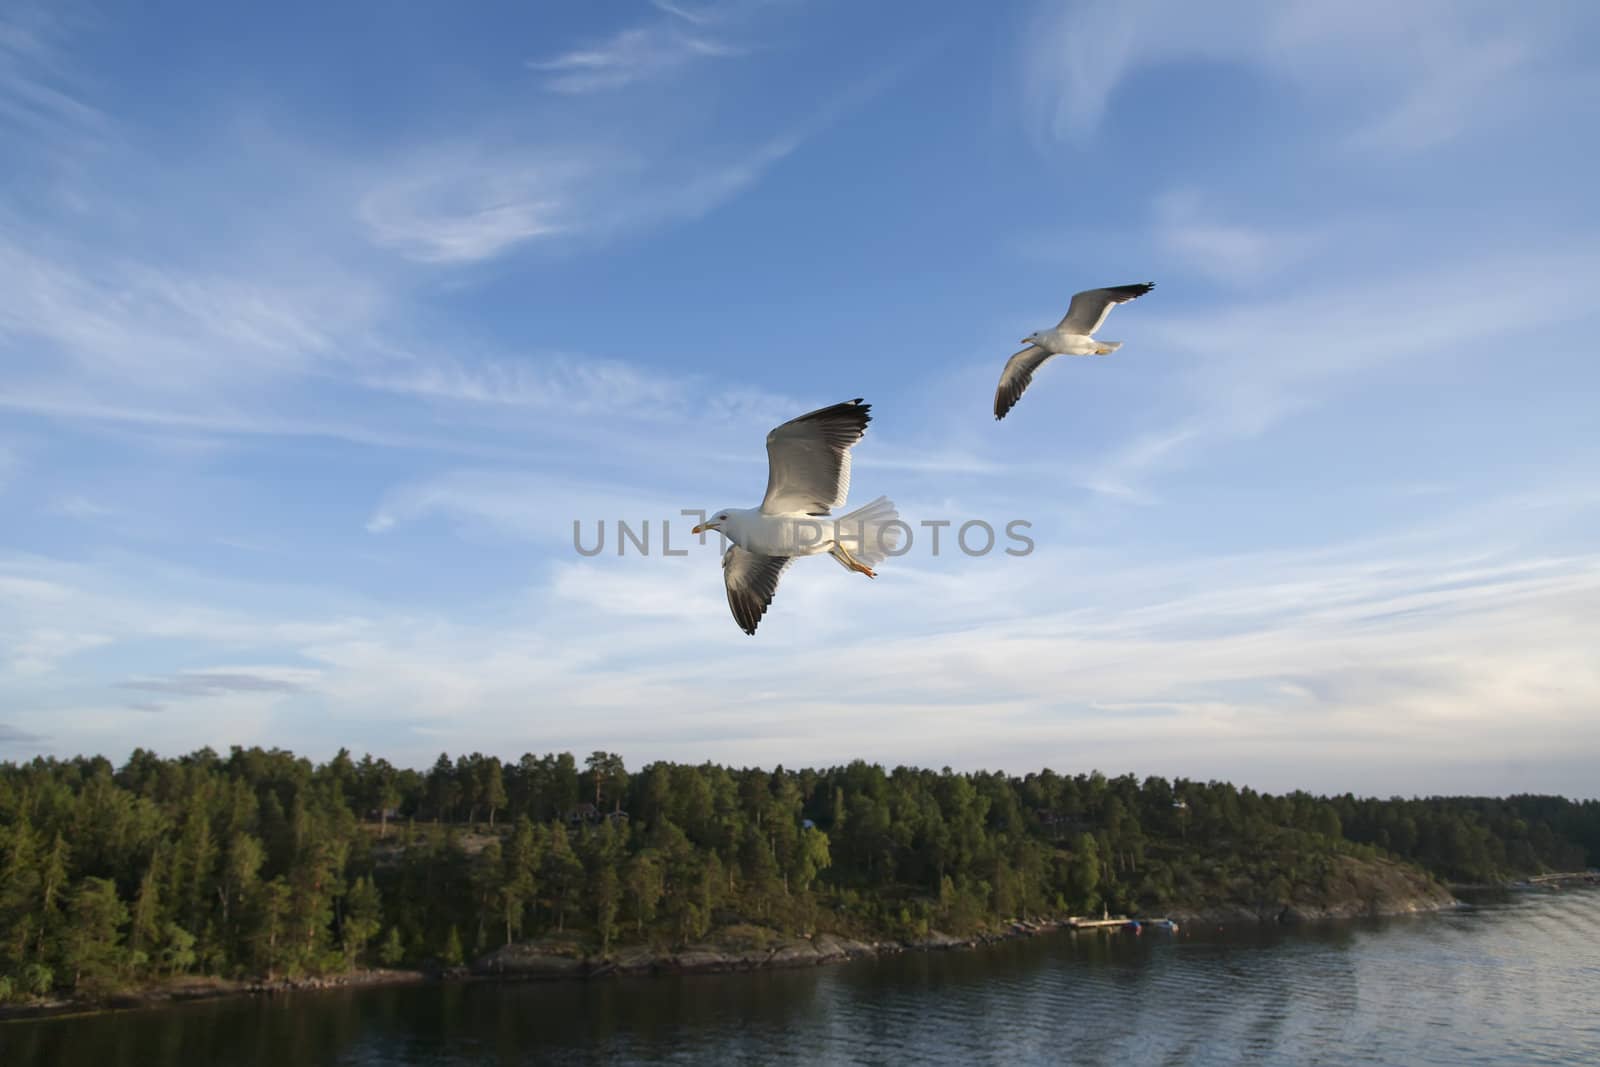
[1,746,1595,1003]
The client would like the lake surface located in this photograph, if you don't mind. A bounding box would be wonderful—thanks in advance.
[6,888,1599,1066]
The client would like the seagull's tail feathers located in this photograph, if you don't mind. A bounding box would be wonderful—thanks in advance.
[831,495,901,570]
[1093,340,1122,355]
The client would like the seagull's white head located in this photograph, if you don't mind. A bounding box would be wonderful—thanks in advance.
[692,508,744,544]
[1022,330,1046,346]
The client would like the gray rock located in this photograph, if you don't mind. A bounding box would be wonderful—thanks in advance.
[768,940,823,967]
[473,944,585,978]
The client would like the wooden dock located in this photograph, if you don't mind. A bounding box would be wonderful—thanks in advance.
[1528,871,1600,888]
[1067,914,1179,932]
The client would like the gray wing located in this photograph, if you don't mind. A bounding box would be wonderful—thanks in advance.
[760,398,871,515]
[1057,282,1155,334]
[722,546,795,635]
[994,345,1056,421]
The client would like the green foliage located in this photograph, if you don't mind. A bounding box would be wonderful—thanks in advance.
[159,922,197,977]
[343,876,383,965]
[1,746,1595,1004]
[441,925,464,967]
[60,877,129,991]
[378,926,404,967]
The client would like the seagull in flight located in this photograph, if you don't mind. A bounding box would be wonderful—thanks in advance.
[692,399,900,636]
[993,282,1155,420]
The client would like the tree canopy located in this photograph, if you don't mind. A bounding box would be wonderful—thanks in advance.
[1,746,1594,1002]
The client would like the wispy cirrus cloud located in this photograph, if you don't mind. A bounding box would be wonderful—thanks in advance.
[1020,0,1588,150]
[0,230,386,397]
[47,493,113,519]
[1070,248,1600,498]
[10,486,1598,794]
[355,148,588,264]
[527,0,787,94]
[1150,190,1325,286]
[528,25,743,95]
[355,131,804,265]
[0,723,48,747]
[4,627,112,678]
[370,3,820,266]
[116,668,316,698]
[359,351,687,413]
[0,5,108,161]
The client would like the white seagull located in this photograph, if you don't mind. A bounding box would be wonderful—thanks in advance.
[692,398,900,636]
[993,282,1155,420]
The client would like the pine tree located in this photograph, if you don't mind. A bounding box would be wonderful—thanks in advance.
[483,759,508,829]
[34,832,71,964]
[441,925,464,967]
[498,818,538,944]
[159,922,197,977]
[624,852,662,936]
[128,851,165,975]
[253,877,293,977]
[541,825,583,933]
[59,877,128,992]
[594,865,620,953]
[378,926,404,967]
[342,876,383,966]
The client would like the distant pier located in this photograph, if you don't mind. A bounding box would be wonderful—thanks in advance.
[1067,914,1179,933]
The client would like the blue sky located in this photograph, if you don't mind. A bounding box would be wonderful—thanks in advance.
[3,0,1598,796]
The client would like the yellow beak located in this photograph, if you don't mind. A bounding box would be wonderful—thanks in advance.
[692,522,715,534]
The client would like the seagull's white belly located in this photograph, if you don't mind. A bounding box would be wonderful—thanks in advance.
[741,512,837,557]
[1043,331,1099,355]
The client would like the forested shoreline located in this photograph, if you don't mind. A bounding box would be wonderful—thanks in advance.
[2,746,1596,1007]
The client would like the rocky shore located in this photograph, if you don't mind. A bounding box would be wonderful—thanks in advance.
[1167,855,1459,927]
[2,858,1461,1021]
[470,874,1462,984]
[471,919,1070,982]
[0,968,427,1022]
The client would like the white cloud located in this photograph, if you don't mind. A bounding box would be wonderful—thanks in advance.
[355,149,586,264]
[363,468,718,540]
[527,0,791,94]
[116,666,321,697]
[5,627,112,677]
[1151,190,1323,285]
[528,25,743,94]
[0,5,108,158]
[0,233,386,397]
[1071,249,1600,496]
[4,486,1599,794]
[1020,0,1582,151]
[355,133,804,265]
[359,3,864,266]
[359,350,690,415]
[48,493,112,519]
[363,470,618,538]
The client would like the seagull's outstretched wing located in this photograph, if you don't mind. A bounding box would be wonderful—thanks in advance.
[994,345,1055,421]
[722,546,794,635]
[1057,282,1155,334]
[761,398,871,515]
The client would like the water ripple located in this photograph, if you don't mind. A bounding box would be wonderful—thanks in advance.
[7,889,1600,1066]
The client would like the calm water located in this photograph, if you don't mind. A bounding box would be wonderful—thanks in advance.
[6,888,1599,1066]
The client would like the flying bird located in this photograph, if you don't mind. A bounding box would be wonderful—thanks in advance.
[692,398,901,635]
[993,282,1155,420]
